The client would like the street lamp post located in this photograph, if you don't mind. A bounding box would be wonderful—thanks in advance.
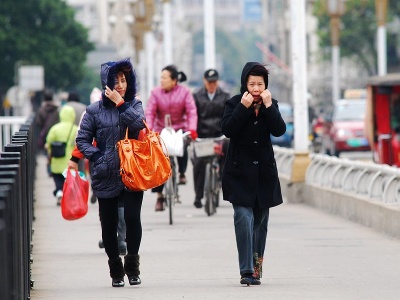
[204,0,216,69]
[327,0,346,104]
[375,0,388,76]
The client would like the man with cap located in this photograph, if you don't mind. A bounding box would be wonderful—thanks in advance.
[191,69,230,208]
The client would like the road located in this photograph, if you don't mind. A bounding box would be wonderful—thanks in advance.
[30,155,400,299]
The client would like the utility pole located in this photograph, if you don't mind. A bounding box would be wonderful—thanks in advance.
[375,0,388,76]
[203,0,216,69]
[289,0,310,182]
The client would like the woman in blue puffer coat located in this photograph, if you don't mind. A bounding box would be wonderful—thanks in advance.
[76,58,145,288]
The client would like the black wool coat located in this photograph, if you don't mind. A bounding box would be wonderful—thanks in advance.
[221,96,286,208]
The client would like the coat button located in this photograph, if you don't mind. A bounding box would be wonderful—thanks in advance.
[253,161,258,165]
[254,141,258,144]
[254,121,258,125]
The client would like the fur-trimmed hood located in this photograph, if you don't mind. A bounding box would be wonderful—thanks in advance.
[100,57,138,107]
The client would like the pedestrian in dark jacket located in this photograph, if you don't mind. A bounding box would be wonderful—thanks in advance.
[221,62,286,286]
[36,89,59,151]
[192,69,230,208]
[76,58,145,288]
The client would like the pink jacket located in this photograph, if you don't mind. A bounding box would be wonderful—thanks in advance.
[145,85,198,133]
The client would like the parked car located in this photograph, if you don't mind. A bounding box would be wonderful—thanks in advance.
[322,99,370,156]
[271,102,294,147]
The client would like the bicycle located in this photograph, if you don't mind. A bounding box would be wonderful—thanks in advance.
[161,115,191,225]
[192,136,228,216]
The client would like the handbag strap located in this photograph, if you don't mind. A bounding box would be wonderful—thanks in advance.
[124,120,150,140]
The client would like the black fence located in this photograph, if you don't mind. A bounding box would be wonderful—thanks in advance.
[0,116,36,300]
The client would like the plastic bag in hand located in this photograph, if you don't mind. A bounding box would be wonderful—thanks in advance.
[61,168,89,220]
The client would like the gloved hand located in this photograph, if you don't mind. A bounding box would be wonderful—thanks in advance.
[213,143,223,156]
[190,130,198,140]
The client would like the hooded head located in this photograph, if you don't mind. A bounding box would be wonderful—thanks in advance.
[240,62,269,94]
[100,57,137,106]
[59,104,76,124]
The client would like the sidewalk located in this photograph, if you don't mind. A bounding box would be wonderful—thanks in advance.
[30,155,400,300]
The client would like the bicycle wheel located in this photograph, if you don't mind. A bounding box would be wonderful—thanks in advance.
[204,162,215,216]
[165,177,174,225]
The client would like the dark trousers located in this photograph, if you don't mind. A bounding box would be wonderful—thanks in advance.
[52,173,65,196]
[98,190,143,260]
[192,156,207,200]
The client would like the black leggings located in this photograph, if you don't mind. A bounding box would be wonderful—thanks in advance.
[98,190,143,260]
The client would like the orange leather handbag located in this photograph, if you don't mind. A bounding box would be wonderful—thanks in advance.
[117,120,171,191]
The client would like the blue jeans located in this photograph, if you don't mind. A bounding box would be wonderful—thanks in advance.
[233,204,269,277]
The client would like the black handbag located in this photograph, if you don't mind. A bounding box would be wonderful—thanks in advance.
[51,125,74,158]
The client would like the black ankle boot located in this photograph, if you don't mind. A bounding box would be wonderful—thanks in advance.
[108,257,125,287]
[124,254,141,286]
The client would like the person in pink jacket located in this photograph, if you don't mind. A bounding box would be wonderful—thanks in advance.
[145,65,198,211]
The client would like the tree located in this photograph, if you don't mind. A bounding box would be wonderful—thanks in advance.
[0,0,94,96]
[313,0,400,75]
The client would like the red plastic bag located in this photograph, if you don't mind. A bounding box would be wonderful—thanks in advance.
[61,169,89,220]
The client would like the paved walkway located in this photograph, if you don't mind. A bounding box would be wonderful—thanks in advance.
[30,155,400,300]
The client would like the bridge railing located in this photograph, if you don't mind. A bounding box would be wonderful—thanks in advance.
[0,115,36,300]
[274,146,400,239]
[0,116,28,150]
[305,153,400,204]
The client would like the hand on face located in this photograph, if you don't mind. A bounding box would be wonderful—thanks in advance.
[260,89,272,108]
[241,91,254,108]
[105,86,123,106]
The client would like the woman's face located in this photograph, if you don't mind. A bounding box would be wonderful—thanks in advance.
[160,70,176,92]
[114,71,127,97]
[247,75,265,102]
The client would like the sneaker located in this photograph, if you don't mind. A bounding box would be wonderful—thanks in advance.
[178,174,187,185]
[56,190,63,206]
[194,199,202,208]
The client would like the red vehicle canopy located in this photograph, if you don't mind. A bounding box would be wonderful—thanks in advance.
[366,73,400,166]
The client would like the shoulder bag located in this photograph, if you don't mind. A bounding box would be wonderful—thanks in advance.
[117,120,171,191]
[51,124,74,158]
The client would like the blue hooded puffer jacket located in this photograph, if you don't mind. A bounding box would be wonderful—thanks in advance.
[76,58,145,198]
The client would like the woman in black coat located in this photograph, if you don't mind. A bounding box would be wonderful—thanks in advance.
[221,62,286,285]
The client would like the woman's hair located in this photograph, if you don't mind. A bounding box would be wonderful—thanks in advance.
[248,64,269,87]
[162,65,187,83]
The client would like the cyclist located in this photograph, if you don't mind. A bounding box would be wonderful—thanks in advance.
[191,69,230,208]
[145,65,198,211]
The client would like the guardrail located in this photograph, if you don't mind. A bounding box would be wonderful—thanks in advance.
[274,146,400,204]
[0,116,28,150]
[274,146,400,239]
[0,115,36,300]
[305,153,400,204]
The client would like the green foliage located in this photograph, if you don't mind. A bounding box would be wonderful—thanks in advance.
[193,29,262,93]
[74,66,100,106]
[313,0,400,75]
[0,0,94,95]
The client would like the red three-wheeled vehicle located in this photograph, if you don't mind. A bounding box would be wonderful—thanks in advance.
[365,74,400,167]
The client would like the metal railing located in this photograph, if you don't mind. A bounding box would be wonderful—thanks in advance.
[305,153,400,204]
[0,115,36,300]
[0,116,28,150]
